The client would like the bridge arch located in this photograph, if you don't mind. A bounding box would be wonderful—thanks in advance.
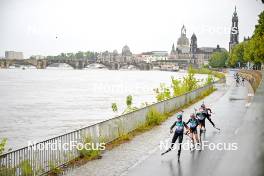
[85,63,109,69]
[45,60,87,69]
[119,64,140,70]
[0,59,39,69]
[46,62,75,69]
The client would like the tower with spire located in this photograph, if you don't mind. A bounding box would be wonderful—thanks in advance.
[190,33,198,64]
[170,43,176,55]
[229,6,239,52]
[190,33,197,54]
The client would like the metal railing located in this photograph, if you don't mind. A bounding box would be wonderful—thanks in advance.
[0,78,225,176]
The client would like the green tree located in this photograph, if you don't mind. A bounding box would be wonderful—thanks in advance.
[244,10,264,67]
[111,103,118,112]
[209,51,229,68]
[253,10,264,38]
[154,83,171,101]
[126,95,133,107]
[171,77,184,96]
[122,95,138,114]
[0,138,7,155]
[85,51,96,59]
[60,53,66,59]
[229,42,247,67]
[182,72,199,91]
[67,53,75,59]
[75,51,84,59]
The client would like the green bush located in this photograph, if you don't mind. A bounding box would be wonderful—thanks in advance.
[48,161,62,175]
[154,83,171,101]
[78,136,101,159]
[111,103,118,112]
[0,138,7,155]
[188,67,225,79]
[0,166,15,176]
[154,67,223,102]
[205,75,214,85]
[20,160,33,176]
[122,95,138,114]
[182,72,199,92]
[126,95,133,107]
[146,108,166,126]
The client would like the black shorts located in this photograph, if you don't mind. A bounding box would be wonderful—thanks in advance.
[198,119,205,127]
[189,127,198,134]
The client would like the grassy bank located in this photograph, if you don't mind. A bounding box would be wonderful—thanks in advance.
[188,67,225,79]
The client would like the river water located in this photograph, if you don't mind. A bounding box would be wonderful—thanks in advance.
[0,68,207,151]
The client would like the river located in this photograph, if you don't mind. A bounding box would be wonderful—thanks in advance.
[0,68,207,151]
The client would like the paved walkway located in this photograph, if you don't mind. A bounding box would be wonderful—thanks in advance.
[65,71,256,176]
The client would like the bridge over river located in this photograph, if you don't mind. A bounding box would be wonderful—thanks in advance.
[0,58,153,70]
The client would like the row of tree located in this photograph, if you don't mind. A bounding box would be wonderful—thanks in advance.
[209,10,264,69]
[42,51,99,60]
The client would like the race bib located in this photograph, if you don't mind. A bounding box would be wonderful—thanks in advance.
[175,125,184,132]
[190,121,197,128]
[197,113,205,120]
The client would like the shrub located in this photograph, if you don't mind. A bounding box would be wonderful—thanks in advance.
[126,95,133,107]
[122,95,138,114]
[0,138,7,155]
[146,108,166,126]
[188,67,225,79]
[154,83,171,101]
[20,160,33,176]
[205,75,214,85]
[48,161,62,175]
[111,103,118,112]
[78,136,101,160]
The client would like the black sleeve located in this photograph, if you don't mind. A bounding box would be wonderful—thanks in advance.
[183,122,188,129]
[207,108,212,113]
[206,116,215,126]
[186,119,190,124]
[170,121,176,130]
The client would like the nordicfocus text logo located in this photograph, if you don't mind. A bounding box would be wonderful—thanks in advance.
[159,140,238,151]
[27,141,106,151]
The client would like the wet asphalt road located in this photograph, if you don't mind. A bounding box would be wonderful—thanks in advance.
[124,71,264,176]
[65,71,263,176]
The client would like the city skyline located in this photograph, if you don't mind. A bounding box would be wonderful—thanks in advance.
[0,0,263,58]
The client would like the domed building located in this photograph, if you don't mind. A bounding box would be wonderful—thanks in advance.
[176,25,190,53]
[169,25,227,68]
[122,45,132,56]
[169,25,190,67]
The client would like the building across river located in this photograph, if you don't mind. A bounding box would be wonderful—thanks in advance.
[5,51,24,60]
[169,25,227,68]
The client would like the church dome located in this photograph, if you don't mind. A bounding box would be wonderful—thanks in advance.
[113,49,118,55]
[177,36,189,46]
[177,25,189,47]
[122,45,132,56]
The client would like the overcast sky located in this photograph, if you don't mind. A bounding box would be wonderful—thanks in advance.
[0,0,263,58]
